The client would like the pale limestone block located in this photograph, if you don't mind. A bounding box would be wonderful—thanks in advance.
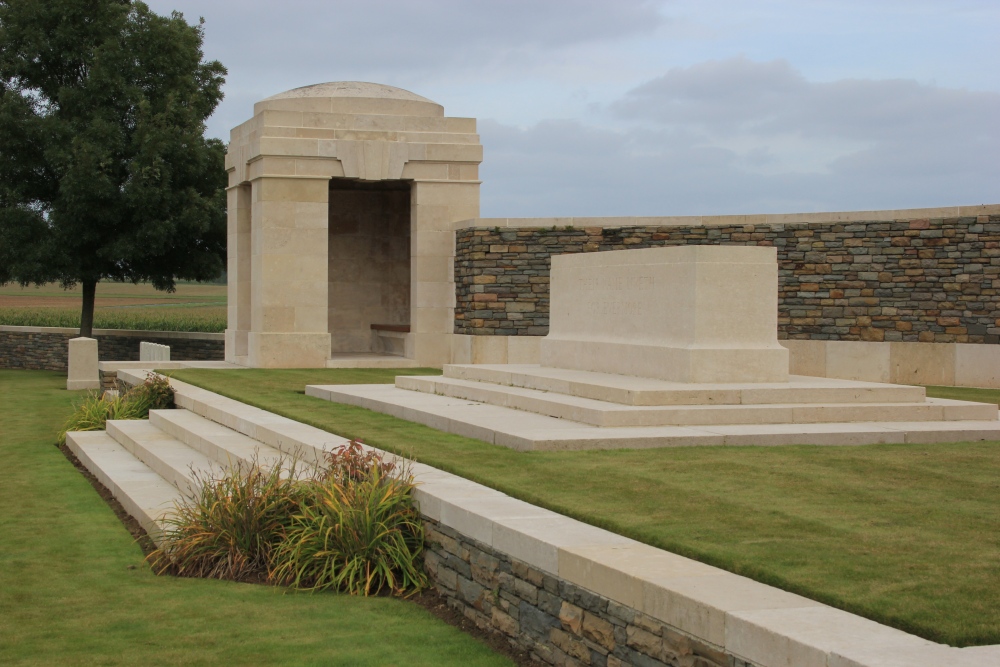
[558,542,717,609]
[826,341,891,382]
[67,337,100,390]
[782,339,827,377]
[726,606,940,667]
[410,307,452,334]
[638,573,824,649]
[507,336,541,364]
[542,246,788,383]
[412,281,456,309]
[889,342,956,386]
[412,181,482,210]
[424,143,483,163]
[411,332,451,367]
[412,230,456,258]
[414,255,454,283]
[257,136,319,157]
[256,177,329,203]
[400,162,450,180]
[451,334,473,364]
[955,343,1000,388]
[247,332,330,368]
[293,158,344,178]
[492,515,633,577]
[471,336,508,364]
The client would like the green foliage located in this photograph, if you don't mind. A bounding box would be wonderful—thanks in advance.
[151,439,426,597]
[0,0,228,334]
[272,441,427,596]
[59,372,173,443]
[148,456,308,582]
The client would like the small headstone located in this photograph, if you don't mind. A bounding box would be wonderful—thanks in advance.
[140,342,170,362]
[67,337,100,390]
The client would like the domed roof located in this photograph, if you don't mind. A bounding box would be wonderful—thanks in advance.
[255,81,443,117]
[262,81,437,105]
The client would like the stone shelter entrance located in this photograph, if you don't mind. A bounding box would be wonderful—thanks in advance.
[224,81,482,368]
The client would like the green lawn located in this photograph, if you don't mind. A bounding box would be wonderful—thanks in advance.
[0,370,512,666]
[167,368,1000,647]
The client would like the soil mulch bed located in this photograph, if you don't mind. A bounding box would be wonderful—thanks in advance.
[58,441,537,666]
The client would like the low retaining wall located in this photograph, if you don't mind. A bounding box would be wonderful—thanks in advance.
[425,519,742,667]
[0,326,224,371]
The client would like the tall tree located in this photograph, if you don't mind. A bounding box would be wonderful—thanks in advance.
[0,0,227,336]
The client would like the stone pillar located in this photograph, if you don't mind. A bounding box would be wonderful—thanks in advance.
[410,180,480,366]
[225,183,252,363]
[246,175,332,368]
[67,337,100,390]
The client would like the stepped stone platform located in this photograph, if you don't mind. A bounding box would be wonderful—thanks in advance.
[305,364,1000,450]
[64,371,998,666]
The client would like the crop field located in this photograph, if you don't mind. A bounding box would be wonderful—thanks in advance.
[0,282,226,332]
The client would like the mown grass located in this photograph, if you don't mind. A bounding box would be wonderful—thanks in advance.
[169,368,1000,647]
[0,370,512,666]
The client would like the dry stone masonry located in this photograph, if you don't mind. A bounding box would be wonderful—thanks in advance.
[454,214,1000,344]
[424,519,752,667]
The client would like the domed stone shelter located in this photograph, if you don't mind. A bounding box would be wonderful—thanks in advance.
[225,82,481,367]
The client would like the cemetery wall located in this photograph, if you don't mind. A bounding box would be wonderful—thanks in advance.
[423,518,755,667]
[454,211,1000,345]
[0,326,224,371]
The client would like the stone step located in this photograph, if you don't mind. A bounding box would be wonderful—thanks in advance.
[106,419,218,493]
[442,364,927,406]
[313,383,1000,451]
[397,375,997,427]
[65,430,182,545]
[148,409,289,470]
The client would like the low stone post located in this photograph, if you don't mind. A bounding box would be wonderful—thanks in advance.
[67,337,100,390]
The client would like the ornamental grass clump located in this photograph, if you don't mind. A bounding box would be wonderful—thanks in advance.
[59,372,173,443]
[271,440,427,596]
[147,456,308,582]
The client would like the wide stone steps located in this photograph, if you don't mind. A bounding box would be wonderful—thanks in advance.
[65,430,183,543]
[395,374,995,427]
[442,364,928,406]
[106,419,221,494]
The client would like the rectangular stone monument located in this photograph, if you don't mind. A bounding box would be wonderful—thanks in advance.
[540,245,790,383]
[67,337,100,390]
[140,342,170,362]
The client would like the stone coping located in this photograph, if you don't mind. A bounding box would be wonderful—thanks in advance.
[98,360,240,373]
[112,367,995,665]
[458,203,1000,230]
[0,325,223,340]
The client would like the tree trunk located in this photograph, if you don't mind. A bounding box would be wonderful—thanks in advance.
[80,279,97,338]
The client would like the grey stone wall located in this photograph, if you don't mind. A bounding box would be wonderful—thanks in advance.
[454,214,1000,344]
[423,518,757,667]
[0,327,224,371]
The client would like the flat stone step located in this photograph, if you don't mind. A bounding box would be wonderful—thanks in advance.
[309,383,1000,451]
[65,430,182,545]
[396,375,996,427]
[442,364,927,406]
[148,409,290,470]
[326,353,422,369]
[106,419,219,493]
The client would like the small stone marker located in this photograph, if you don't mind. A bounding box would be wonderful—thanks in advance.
[140,342,170,362]
[67,337,100,390]
[541,245,789,383]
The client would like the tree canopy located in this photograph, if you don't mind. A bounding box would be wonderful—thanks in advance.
[0,0,227,336]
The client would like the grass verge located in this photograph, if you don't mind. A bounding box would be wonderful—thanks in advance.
[168,368,1000,647]
[0,370,513,666]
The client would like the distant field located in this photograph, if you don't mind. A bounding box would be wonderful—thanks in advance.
[0,282,226,332]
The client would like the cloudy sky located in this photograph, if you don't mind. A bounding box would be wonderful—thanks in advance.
[145,0,999,217]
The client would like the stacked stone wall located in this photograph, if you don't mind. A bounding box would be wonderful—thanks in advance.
[0,328,224,371]
[424,519,755,667]
[454,215,1000,344]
